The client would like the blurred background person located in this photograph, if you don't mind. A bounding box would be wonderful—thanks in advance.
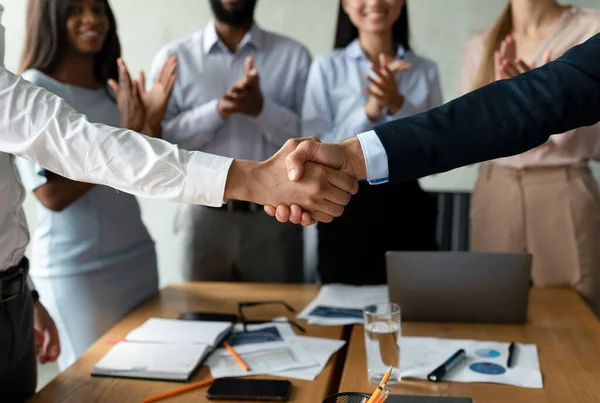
[301,0,440,285]
[462,0,600,311]
[150,0,311,284]
[16,0,176,370]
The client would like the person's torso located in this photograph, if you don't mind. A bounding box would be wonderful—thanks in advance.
[18,70,154,275]
[163,23,309,160]
[463,7,600,169]
[0,153,29,270]
[315,40,439,142]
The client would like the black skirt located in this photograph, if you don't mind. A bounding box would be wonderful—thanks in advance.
[317,180,438,285]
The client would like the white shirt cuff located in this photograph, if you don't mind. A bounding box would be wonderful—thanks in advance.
[182,152,234,206]
[357,130,389,184]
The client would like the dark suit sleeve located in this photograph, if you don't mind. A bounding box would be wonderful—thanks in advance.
[374,33,600,183]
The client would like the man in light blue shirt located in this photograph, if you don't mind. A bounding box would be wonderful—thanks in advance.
[149,0,311,283]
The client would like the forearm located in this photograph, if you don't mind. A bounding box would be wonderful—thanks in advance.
[34,176,95,211]
[0,68,232,206]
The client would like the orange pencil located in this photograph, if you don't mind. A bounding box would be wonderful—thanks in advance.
[224,341,250,372]
[142,378,215,403]
[366,386,383,403]
[379,365,394,387]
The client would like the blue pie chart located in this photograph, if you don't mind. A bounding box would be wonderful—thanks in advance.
[469,362,506,375]
[476,348,501,358]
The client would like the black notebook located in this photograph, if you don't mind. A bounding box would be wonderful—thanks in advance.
[388,395,472,403]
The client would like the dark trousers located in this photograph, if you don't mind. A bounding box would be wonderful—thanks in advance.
[0,289,36,403]
[317,180,438,285]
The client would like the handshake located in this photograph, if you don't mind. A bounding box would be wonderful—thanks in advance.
[224,136,368,226]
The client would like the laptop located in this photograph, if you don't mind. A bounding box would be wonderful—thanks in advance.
[385,251,532,324]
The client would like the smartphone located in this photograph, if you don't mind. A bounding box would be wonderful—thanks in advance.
[206,378,292,401]
[177,311,238,322]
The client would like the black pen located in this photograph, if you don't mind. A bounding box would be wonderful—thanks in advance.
[427,349,466,382]
[507,342,516,368]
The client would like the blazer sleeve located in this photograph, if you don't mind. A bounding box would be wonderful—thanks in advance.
[373,32,600,183]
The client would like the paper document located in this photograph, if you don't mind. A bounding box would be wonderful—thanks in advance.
[298,284,389,325]
[125,318,232,344]
[92,341,208,381]
[223,321,345,380]
[400,337,543,388]
[206,341,317,378]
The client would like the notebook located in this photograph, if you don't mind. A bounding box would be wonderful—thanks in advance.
[92,318,233,381]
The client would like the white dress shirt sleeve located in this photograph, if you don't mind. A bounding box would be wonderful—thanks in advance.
[357,130,389,184]
[0,67,232,206]
[149,50,225,150]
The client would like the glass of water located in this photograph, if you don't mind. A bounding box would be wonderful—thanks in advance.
[363,302,401,385]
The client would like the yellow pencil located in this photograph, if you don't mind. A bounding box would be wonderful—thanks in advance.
[379,365,394,387]
[224,341,250,372]
[142,378,214,403]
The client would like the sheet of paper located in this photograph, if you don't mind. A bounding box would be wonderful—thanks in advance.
[206,341,317,378]
[298,284,389,325]
[274,336,346,380]
[125,318,232,345]
[400,337,543,388]
[227,321,297,346]
[94,341,208,374]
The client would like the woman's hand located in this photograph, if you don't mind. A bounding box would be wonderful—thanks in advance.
[108,58,146,132]
[137,56,177,138]
[494,35,517,81]
[364,54,411,120]
[501,50,552,78]
[33,300,61,364]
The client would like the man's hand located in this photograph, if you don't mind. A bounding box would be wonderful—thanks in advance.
[218,56,264,118]
[224,138,359,223]
[263,137,367,225]
[33,300,60,364]
[138,55,177,138]
[108,58,146,132]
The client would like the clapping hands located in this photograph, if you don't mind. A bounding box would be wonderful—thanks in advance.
[218,56,264,118]
[108,56,177,138]
[364,53,411,120]
[495,35,552,80]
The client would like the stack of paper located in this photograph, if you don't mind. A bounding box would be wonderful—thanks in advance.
[297,284,389,325]
[207,322,346,381]
[92,318,233,381]
[399,337,543,388]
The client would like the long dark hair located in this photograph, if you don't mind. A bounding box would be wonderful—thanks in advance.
[19,0,120,87]
[334,1,411,50]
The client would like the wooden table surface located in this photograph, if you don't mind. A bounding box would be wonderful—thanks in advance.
[29,283,346,403]
[339,288,600,403]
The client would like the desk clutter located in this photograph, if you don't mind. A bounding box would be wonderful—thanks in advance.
[298,284,389,325]
[92,317,345,382]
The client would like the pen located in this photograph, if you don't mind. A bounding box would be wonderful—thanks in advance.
[142,378,215,403]
[427,349,466,382]
[223,341,250,371]
[507,342,516,368]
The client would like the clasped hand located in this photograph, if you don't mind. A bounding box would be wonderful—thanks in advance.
[218,56,264,118]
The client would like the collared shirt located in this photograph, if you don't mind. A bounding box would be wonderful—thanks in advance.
[0,66,233,272]
[149,20,311,161]
[302,39,442,184]
[460,7,600,169]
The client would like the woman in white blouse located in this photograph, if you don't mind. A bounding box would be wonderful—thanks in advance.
[302,0,441,284]
[462,0,600,312]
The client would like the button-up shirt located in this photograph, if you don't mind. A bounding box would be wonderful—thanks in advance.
[0,67,233,271]
[149,21,311,161]
[303,39,442,184]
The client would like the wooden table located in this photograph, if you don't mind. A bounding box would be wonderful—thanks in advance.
[339,288,600,403]
[29,283,347,403]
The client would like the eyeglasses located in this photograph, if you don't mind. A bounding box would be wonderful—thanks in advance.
[237,300,306,333]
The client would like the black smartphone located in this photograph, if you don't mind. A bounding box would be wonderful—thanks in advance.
[177,311,238,322]
[206,378,292,402]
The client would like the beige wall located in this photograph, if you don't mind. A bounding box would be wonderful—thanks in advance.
[4,0,599,286]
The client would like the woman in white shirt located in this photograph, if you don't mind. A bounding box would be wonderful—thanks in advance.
[302,0,441,284]
[15,0,176,370]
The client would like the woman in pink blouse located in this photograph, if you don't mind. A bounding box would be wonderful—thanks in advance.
[461,0,600,310]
